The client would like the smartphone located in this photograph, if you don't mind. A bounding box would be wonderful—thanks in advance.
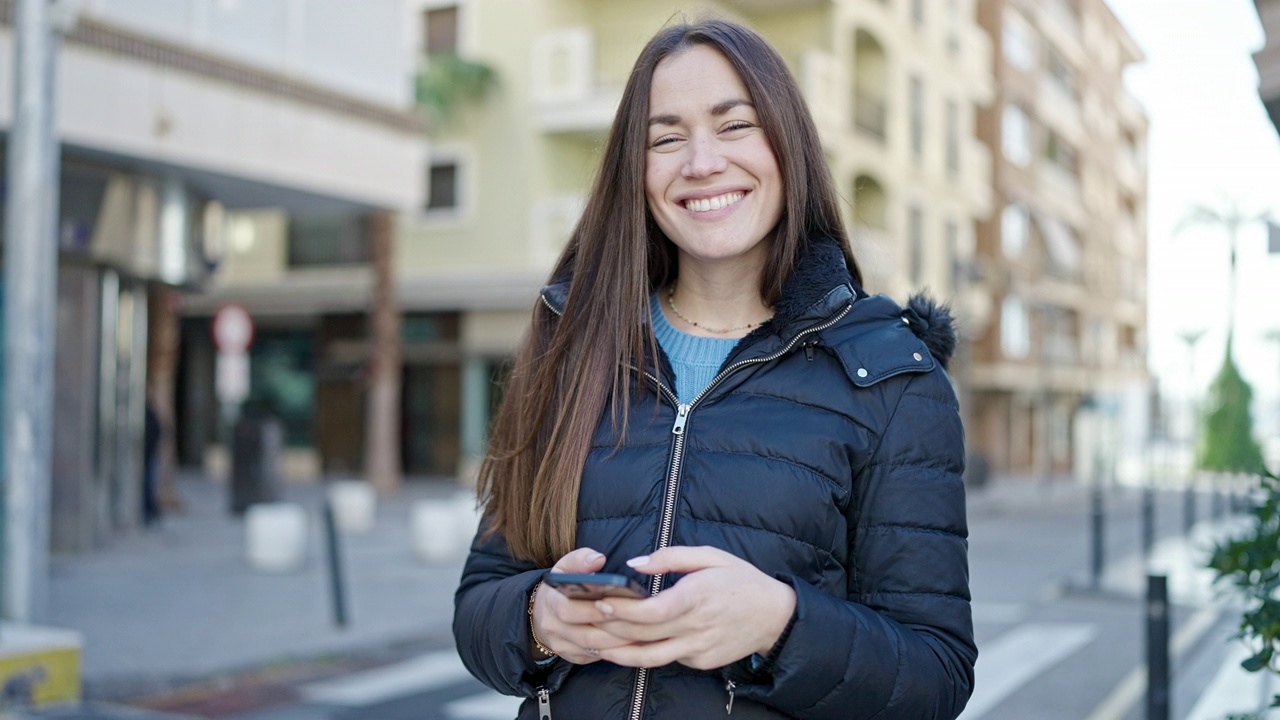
[543,572,648,600]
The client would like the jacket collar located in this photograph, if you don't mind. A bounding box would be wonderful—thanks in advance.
[537,236,957,369]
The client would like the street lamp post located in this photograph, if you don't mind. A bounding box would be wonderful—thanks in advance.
[1177,329,1205,533]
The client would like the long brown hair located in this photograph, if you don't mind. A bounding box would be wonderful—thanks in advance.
[478,18,859,565]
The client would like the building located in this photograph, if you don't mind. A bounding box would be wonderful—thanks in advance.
[0,0,425,551]
[202,0,996,485]
[970,0,1148,480]
[1258,0,1280,135]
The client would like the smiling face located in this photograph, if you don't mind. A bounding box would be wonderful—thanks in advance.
[645,44,785,279]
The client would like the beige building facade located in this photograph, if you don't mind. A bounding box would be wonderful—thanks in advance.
[969,0,1148,481]
[203,0,999,481]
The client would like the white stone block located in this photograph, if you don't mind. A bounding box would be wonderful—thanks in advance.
[412,494,479,562]
[328,480,377,534]
[245,502,308,572]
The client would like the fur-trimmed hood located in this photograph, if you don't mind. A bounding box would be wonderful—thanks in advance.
[743,237,958,369]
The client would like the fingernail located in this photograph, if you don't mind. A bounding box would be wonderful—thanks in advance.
[626,555,650,567]
[587,551,604,563]
[595,601,614,617]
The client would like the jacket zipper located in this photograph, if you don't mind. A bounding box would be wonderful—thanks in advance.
[537,686,551,718]
[626,298,855,720]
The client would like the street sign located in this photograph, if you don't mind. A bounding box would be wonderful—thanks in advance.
[212,303,254,354]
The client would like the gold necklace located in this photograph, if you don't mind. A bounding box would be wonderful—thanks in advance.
[666,286,771,334]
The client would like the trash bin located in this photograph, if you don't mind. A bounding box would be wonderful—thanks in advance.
[964,451,990,489]
[230,413,283,514]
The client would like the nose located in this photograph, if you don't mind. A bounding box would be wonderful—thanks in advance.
[682,134,728,178]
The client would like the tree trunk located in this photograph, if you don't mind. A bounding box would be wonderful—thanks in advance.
[364,211,402,494]
[145,284,184,511]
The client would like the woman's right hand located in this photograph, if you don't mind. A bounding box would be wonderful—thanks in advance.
[531,547,636,664]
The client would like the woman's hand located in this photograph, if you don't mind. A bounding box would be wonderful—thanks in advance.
[591,546,796,670]
[530,547,639,665]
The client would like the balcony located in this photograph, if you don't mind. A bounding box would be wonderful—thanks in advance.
[964,140,994,217]
[532,28,622,136]
[800,49,846,148]
[1037,82,1085,147]
[854,91,887,143]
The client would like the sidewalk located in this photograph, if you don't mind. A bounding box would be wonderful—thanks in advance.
[47,472,474,703]
[26,472,1276,720]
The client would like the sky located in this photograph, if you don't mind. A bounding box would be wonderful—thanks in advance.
[1107,0,1280,430]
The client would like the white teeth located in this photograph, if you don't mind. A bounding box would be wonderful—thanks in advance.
[685,192,744,213]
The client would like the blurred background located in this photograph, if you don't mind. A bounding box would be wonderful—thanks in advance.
[0,0,1278,718]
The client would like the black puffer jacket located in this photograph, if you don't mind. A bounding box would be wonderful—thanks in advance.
[454,239,976,719]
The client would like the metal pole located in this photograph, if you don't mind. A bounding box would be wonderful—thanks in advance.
[1145,575,1170,720]
[1140,485,1155,559]
[1089,484,1104,591]
[3,0,61,624]
[322,499,348,628]
[1182,481,1195,535]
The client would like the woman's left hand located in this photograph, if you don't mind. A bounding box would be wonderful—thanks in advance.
[591,546,796,670]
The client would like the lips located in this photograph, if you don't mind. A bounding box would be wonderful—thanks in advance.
[682,191,746,213]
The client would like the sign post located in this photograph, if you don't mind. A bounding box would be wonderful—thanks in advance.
[211,304,254,479]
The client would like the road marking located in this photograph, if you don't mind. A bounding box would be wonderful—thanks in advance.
[1185,642,1277,720]
[970,601,1028,625]
[300,650,474,706]
[1084,605,1223,720]
[958,623,1096,719]
[445,691,525,719]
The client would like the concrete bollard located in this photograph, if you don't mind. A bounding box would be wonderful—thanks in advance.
[245,502,309,572]
[412,493,481,562]
[328,480,377,534]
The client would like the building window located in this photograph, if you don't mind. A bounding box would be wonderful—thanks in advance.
[426,160,460,212]
[1002,9,1036,71]
[909,76,925,164]
[1045,131,1078,176]
[945,99,960,178]
[1001,295,1031,359]
[908,205,925,285]
[1002,103,1032,166]
[945,218,960,287]
[423,5,459,56]
[1001,203,1030,257]
[287,213,369,267]
[1046,49,1076,99]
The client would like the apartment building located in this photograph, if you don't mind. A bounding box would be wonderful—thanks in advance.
[0,0,424,551]
[970,0,1148,480]
[205,0,997,483]
[1258,0,1280,137]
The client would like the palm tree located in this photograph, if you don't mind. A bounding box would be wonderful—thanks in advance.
[363,53,496,495]
[1175,199,1271,344]
[1176,200,1272,474]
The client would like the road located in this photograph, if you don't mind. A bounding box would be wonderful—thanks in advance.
[80,482,1277,720]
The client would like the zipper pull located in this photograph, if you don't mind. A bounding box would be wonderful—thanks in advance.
[725,679,736,714]
[803,340,816,362]
[671,403,690,436]
[537,686,552,719]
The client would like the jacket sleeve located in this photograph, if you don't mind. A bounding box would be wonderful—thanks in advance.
[729,368,977,719]
[452,518,574,697]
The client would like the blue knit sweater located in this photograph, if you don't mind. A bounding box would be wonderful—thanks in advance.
[650,293,737,404]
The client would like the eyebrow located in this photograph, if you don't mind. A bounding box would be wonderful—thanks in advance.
[648,98,755,127]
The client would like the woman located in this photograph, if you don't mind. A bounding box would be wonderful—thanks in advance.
[454,17,976,720]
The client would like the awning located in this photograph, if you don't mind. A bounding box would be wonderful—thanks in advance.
[1034,212,1082,275]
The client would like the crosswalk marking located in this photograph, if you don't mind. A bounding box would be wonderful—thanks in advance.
[970,601,1028,625]
[445,691,524,719]
[1185,642,1278,720]
[958,623,1097,719]
[300,650,474,706]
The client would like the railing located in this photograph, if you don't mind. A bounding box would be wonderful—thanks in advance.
[854,91,887,142]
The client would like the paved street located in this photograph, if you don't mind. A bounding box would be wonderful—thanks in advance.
[31,475,1279,720]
